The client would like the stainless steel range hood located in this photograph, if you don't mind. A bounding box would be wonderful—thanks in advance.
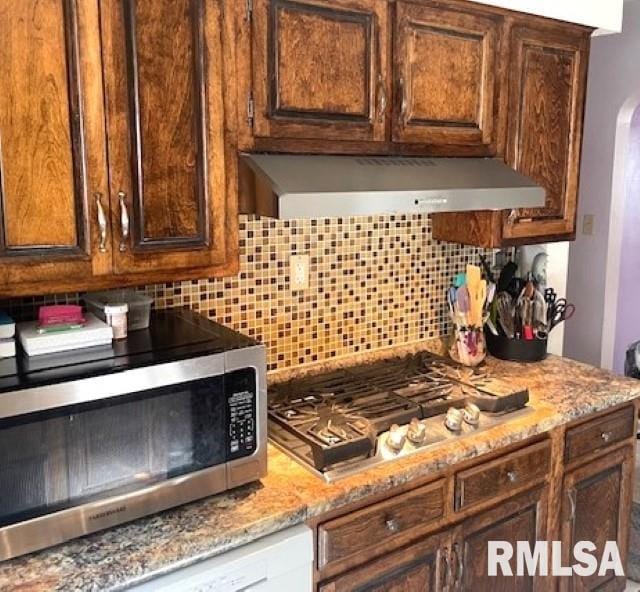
[242,154,545,219]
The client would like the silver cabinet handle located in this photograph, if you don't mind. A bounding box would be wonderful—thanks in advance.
[601,431,613,443]
[507,470,518,483]
[385,518,400,533]
[95,192,108,253]
[567,488,577,522]
[452,542,463,589]
[440,547,450,591]
[118,191,130,252]
[398,76,407,124]
[377,74,387,123]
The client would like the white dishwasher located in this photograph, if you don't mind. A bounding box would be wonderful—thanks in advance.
[128,524,313,592]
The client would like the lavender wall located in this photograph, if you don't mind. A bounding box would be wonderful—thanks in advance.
[564,0,640,368]
[613,107,640,373]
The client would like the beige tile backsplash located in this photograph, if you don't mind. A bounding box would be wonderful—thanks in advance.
[1,215,491,371]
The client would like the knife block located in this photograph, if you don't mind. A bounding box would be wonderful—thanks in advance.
[485,329,547,363]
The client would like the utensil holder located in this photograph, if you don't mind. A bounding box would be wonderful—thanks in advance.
[485,329,547,362]
[449,326,486,367]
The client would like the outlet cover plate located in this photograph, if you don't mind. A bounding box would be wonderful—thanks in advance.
[290,254,310,291]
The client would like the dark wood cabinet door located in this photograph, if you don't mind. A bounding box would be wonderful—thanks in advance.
[457,487,549,592]
[250,0,389,143]
[0,0,110,295]
[502,23,589,242]
[319,530,448,591]
[560,446,633,592]
[101,0,232,276]
[393,1,502,151]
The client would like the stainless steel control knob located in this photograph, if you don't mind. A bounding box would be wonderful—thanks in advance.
[445,407,463,432]
[407,417,427,445]
[386,424,406,452]
[462,403,481,426]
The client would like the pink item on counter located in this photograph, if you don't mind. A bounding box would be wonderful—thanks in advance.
[38,305,86,328]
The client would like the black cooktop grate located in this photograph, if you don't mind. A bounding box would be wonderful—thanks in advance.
[268,352,529,472]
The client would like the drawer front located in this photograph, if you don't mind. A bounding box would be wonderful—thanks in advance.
[317,479,445,570]
[565,405,635,463]
[455,440,551,511]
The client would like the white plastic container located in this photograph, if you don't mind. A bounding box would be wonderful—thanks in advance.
[104,303,128,339]
[84,290,153,332]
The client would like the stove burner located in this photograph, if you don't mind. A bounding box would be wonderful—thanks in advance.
[309,398,371,446]
[268,352,529,475]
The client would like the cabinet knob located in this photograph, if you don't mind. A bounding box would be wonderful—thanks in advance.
[385,518,400,533]
[506,470,518,483]
[95,193,108,253]
[118,191,130,253]
[601,431,612,443]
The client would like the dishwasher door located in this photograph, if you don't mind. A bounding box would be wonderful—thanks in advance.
[128,524,313,591]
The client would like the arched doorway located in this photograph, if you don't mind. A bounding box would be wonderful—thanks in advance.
[601,94,640,372]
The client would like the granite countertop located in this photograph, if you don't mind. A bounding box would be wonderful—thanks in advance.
[2,351,640,591]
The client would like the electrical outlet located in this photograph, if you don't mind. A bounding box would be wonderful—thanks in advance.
[582,214,595,236]
[290,254,310,291]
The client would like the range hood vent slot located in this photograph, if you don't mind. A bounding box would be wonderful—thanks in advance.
[355,157,437,167]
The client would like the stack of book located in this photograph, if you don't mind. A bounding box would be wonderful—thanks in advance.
[0,312,15,358]
[17,306,113,356]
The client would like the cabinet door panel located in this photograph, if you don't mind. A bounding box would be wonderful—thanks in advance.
[130,1,204,244]
[459,487,548,592]
[319,530,447,591]
[503,25,589,241]
[0,0,110,292]
[251,0,389,142]
[102,0,229,275]
[561,446,633,592]
[393,2,502,150]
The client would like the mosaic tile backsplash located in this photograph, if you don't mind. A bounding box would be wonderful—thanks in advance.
[1,215,491,371]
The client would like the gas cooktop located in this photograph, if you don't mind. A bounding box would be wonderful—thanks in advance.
[268,352,533,481]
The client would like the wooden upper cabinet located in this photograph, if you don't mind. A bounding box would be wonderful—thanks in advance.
[101,0,232,276]
[502,23,589,242]
[0,0,110,294]
[248,0,389,143]
[431,19,590,247]
[393,1,502,151]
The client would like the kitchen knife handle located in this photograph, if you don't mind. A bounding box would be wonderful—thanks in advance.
[118,191,130,253]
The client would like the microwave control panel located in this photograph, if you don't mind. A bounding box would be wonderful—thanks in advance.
[226,368,257,460]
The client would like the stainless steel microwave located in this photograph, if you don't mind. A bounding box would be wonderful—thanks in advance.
[0,310,266,561]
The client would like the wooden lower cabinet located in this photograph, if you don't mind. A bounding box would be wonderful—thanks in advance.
[559,445,634,592]
[319,530,448,591]
[315,413,637,592]
[318,486,549,592]
[457,486,549,592]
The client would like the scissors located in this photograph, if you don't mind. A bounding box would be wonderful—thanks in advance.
[544,287,558,307]
[547,298,575,331]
